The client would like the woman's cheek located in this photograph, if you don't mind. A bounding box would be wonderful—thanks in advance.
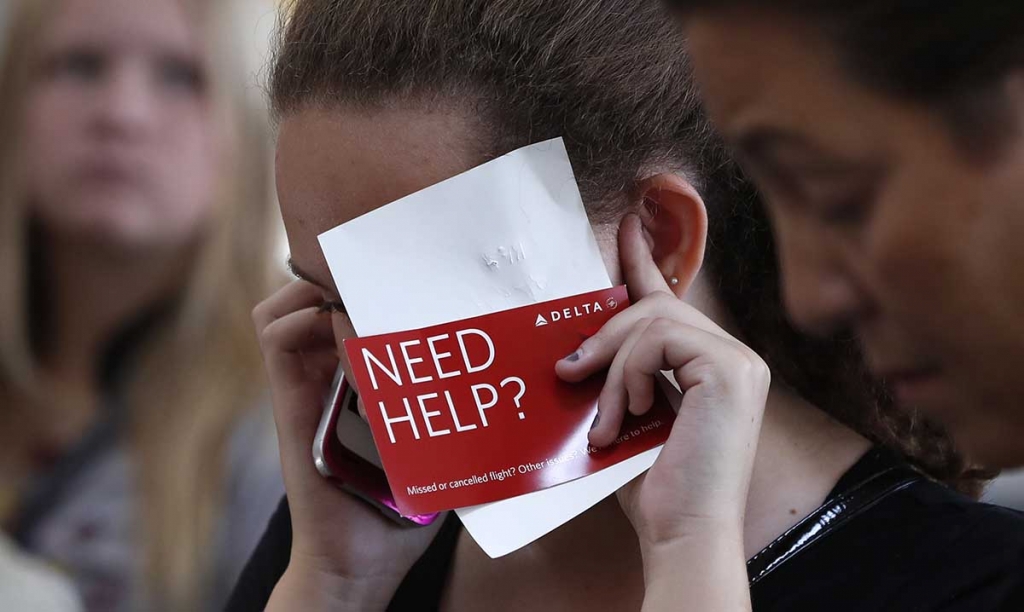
[871,196,958,314]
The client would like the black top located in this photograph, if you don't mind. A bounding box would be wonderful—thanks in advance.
[226,449,1024,611]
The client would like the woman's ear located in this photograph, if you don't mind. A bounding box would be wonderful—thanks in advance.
[635,173,708,297]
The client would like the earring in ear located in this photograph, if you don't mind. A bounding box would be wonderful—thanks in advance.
[669,277,679,286]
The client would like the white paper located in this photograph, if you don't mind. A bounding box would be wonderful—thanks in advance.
[319,138,662,557]
[319,138,612,337]
[457,376,677,558]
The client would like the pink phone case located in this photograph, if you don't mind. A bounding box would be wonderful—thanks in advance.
[313,367,442,526]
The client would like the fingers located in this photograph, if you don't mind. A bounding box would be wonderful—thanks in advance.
[302,350,344,385]
[566,313,770,448]
[555,293,725,384]
[619,213,672,302]
[253,280,325,332]
[260,307,337,356]
[589,318,655,446]
[254,287,341,487]
[621,320,741,396]
[260,307,337,382]
[262,314,337,446]
[556,221,750,449]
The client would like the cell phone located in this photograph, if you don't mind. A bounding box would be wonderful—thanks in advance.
[313,366,442,526]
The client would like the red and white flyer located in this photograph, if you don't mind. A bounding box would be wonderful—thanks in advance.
[318,138,675,556]
[344,285,674,515]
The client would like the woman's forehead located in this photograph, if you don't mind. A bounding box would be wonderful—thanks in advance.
[275,107,485,297]
[275,107,483,230]
[40,0,199,56]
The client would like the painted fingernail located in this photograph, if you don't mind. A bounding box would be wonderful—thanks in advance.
[590,412,600,430]
[563,349,582,362]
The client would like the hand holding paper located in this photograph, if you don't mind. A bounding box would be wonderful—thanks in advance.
[318,139,674,556]
[558,215,770,550]
[556,215,769,612]
[259,138,772,612]
[343,285,674,516]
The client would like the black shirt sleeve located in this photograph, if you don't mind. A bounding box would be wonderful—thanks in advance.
[229,464,1024,612]
[388,513,462,612]
[224,496,291,612]
[222,497,462,612]
[751,480,1024,612]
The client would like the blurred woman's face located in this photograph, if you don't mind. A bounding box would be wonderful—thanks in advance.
[21,0,220,252]
[685,12,1024,467]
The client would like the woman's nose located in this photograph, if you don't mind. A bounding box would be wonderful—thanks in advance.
[776,220,871,337]
[90,63,159,140]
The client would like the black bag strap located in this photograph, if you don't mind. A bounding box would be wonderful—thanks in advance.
[747,463,923,586]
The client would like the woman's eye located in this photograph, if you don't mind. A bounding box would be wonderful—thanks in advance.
[804,178,879,228]
[157,57,204,94]
[51,50,105,82]
[818,197,870,226]
[318,301,347,314]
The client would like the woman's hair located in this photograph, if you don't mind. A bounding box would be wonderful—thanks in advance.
[0,0,281,608]
[668,0,1024,158]
[268,0,988,494]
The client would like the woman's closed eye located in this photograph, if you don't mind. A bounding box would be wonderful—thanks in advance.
[155,55,205,95]
[317,300,347,315]
[802,173,881,228]
[47,48,106,83]
[286,257,348,314]
[754,156,882,229]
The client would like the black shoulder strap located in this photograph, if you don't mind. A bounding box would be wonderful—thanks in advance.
[746,463,923,586]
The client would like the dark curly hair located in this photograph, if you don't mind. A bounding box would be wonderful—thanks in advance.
[668,0,1024,161]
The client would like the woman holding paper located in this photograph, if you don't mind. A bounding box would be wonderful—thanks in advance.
[0,0,284,609]
[237,0,1024,611]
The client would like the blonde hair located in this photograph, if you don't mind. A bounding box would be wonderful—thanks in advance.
[0,0,282,609]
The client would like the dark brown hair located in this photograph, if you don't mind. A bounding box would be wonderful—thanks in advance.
[669,0,1024,157]
[270,0,984,493]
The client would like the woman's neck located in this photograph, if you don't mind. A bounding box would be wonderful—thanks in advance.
[36,232,189,430]
[522,282,871,560]
[682,276,872,555]
[447,383,871,612]
[533,383,869,558]
[741,382,870,555]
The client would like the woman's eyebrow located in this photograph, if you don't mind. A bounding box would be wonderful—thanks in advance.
[287,257,333,293]
[287,258,348,312]
[735,127,873,178]
[735,126,815,164]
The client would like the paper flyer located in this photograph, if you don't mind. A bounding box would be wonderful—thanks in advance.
[344,286,674,515]
[318,138,671,556]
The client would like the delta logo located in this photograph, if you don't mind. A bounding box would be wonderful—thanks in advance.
[535,296,619,327]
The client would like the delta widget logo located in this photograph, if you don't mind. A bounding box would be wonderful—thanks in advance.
[535,295,618,327]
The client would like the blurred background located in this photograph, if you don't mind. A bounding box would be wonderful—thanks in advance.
[0,2,1021,612]
[0,1,286,611]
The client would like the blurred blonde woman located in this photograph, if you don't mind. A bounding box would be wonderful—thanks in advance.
[0,0,284,610]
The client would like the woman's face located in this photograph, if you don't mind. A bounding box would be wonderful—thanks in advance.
[276,107,621,384]
[685,12,1024,466]
[21,0,220,252]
